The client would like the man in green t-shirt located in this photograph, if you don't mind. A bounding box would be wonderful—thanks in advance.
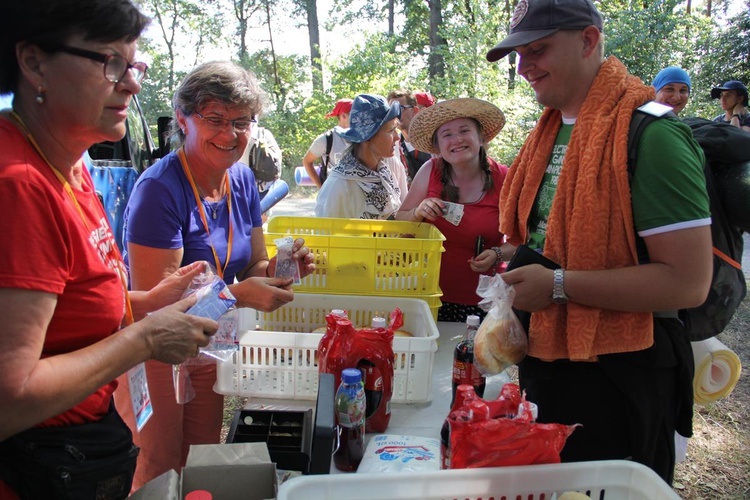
[486,0,712,485]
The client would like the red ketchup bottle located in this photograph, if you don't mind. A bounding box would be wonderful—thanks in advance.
[451,315,485,407]
[440,384,479,469]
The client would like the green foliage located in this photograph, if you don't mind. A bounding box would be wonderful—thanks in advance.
[135,0,748,189]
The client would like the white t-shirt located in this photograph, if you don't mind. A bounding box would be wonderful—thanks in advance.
[306,126,351,168]
[315,155,408,219]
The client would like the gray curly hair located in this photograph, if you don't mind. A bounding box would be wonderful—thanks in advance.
[170,61,266,147]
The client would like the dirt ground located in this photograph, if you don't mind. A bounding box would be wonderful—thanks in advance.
[672,294,750,499]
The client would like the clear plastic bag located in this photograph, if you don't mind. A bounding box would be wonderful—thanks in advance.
[174,264,239,404]
[473,274,528,376]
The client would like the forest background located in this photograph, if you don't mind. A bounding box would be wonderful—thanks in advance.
[136,0,750,182]
[138,1,750,497]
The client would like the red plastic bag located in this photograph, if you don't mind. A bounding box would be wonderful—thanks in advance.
[448,384,578,469]
[318,309,402,432]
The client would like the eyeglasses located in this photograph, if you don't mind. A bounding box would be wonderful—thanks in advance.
[194,112,256,133]
[58,45,148,84]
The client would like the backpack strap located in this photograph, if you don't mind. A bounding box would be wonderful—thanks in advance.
[320,129,334,183]
[627,102,677,265]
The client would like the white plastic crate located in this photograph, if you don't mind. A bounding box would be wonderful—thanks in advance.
[276,460,679,500]
[215,294,439,403]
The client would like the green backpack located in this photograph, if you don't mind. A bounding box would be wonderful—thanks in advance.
[628,106,747,341]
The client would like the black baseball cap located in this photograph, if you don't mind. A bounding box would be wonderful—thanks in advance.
[710,81,748,103]
[486,0,604,62]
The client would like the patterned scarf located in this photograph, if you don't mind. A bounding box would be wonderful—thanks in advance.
[500,57,656,361]
[330,149,402,219]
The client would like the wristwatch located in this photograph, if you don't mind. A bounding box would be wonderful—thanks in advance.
[551,268,568,304]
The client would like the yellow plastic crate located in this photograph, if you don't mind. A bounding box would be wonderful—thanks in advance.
[265,216,445,297]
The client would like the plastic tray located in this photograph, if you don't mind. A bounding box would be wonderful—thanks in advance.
[265,216,445,297]
[276,460,679,500]
[215,294,439,403]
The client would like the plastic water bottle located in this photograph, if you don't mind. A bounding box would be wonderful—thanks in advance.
[333,368,366,472]
[451,315,485,406]
[294,165,319,186]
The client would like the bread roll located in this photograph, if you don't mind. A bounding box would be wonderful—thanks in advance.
[394,329,413,337]
[473,315,527,375]
[311,326,327,334]
[558,493,591,500]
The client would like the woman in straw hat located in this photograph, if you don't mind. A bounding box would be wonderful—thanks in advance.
[396,98,516,322]
[315,94,408,219]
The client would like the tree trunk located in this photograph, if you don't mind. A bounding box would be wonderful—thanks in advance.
[235,0,250,62]
[265,1,282,93]
[686,0,691,15]
[428,0,446,85]
[388,0,395,35]
[505,0,516,90]
[306,0,323,92]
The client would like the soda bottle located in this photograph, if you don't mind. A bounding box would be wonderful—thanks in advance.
[333,368,366,472]
[358,317,385,419]
[440,384,478,469]
[451,315,485,406]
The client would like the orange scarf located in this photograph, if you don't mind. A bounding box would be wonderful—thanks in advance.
[500,57,656,361]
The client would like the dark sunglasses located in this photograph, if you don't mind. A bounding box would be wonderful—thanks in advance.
[59,45,148,84]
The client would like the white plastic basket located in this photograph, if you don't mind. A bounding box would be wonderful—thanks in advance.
[276,460,679,500]
[215,294,439,403]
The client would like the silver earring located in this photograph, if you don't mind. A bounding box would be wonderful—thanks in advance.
[35,86,45,105]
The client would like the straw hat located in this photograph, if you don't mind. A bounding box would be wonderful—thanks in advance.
[408,98,506,155]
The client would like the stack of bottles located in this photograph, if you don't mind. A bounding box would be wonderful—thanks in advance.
[441,383,575,470]
[319,309,401,471]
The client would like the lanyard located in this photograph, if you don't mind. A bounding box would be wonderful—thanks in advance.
[10,111,134,326]
[177,148,233,279]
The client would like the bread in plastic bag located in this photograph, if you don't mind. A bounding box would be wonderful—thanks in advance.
[473,274,528,375]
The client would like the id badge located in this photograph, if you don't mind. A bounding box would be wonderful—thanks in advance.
[127,362,153,431]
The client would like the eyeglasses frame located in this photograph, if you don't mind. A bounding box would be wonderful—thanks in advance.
[58,45,148,84]
[193,112,257,133]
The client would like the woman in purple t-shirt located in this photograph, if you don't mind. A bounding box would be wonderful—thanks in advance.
[117,61,314,491]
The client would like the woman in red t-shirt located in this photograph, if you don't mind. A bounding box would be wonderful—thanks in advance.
[396,98,516,322]
[0,2,219,498]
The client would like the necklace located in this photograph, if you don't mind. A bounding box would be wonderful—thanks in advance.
[177,148,233,278]
[192,176,226,220]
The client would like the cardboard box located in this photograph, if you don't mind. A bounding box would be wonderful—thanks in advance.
[130,442,277,500]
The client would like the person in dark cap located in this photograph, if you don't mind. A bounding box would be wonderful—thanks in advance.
[315,94,407,219]
[486,0,711,484]
[711,80,750,132]
[652,66,692,116]
[301,98,353,188]
[387,89,435,185]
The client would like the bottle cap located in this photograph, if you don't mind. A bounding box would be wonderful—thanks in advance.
[467,400,490,421]
[331,309,347,317]
[467,315,480,327]
[185,491,213,500]
[341,368,362,384]
[517,401,539,421]
[371,316,387,328]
